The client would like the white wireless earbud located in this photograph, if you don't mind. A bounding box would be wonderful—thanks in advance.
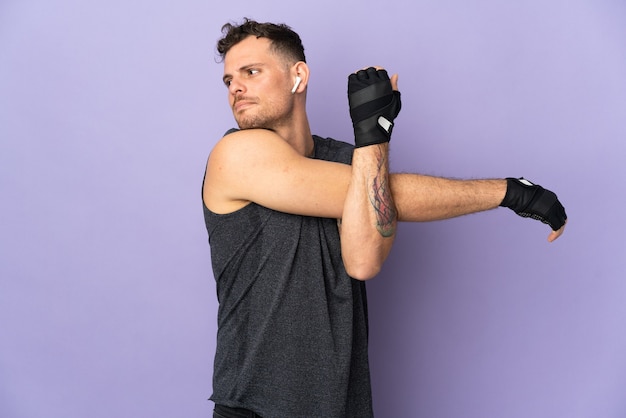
[291,76,302,94]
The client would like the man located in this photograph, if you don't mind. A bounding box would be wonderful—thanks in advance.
[203,19,566,418]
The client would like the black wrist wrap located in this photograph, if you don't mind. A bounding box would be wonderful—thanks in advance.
[348,67,401,148]
[500,177,567,231]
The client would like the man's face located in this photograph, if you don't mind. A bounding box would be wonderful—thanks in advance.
[222,36,294,130]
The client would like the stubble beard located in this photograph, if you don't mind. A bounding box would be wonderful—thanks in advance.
[234,95,295,131]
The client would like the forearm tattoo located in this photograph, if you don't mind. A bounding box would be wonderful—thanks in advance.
[370,146,397,237]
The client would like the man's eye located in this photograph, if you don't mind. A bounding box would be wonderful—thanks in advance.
[248,69,259,75]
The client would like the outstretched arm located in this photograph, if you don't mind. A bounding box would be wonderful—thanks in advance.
[391,174,506,222]
[204,136,566,250]
[390,174,566,242]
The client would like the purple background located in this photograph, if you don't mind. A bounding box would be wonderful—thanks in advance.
[1,1,625,417]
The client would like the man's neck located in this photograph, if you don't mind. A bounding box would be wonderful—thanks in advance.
[274,119,314,157]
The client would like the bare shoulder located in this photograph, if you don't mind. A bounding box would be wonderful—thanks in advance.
[206,129,302,190]
[209,128,296,165]
[203,129,298,213]
[204,129,351,218]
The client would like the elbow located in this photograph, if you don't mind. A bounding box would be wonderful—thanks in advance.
[342,240,394,281]
[343,259,382,281]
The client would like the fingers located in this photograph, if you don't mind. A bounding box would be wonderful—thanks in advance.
[357,65,384,72]
[547,221,567,243]
[390,73,399,91]
[352,67,399,90]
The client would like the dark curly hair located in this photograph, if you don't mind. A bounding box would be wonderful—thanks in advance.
[216,18,306,64]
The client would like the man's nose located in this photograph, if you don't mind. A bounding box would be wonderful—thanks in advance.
[229,78,245,95]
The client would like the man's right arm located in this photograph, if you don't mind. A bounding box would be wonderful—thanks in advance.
[391,174,506,222]
[203,129,350,218]
[390,174,566,242]
[203,130,566,241]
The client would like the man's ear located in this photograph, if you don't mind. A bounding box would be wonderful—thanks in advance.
[290,61,309,94]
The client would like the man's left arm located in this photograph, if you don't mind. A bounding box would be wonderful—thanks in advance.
[340,67,402,280]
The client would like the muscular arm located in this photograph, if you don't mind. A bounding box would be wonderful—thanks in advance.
[390,174,565,242]
[337,68,402,280]
[204,133,505,223]
[340,143,397,280]
[203,129,349,218]
[391,174,506,222]
[203,131,564,281]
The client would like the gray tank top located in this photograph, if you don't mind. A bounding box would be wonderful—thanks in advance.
[203,134,373,418]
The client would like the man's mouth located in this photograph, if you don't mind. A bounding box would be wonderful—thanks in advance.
[234,97,255,112]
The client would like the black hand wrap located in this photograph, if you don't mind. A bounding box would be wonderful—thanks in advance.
[500,177,567,231]
[348,67,402,148]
